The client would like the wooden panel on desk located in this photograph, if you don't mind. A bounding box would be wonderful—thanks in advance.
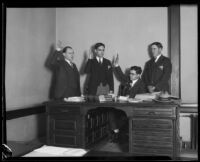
[48,114,82,147]
[132,119,173,130]
[132,146,173,157]
[132,107,176,118]
[47,105,80,114]
[54,134,77,146]
[133,129,173,137]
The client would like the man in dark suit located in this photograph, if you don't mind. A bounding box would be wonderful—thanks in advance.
[142,42,172,93]
[49,42,81,100]
[107,54,146,143]
[84,42,114,95]
[114,54,146,98]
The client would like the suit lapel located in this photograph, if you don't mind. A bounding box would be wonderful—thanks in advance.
[130,79,140,89]
[155,55,164,65]
[63,60,73,72]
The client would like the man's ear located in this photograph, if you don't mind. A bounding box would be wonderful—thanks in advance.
[62,52,66,57]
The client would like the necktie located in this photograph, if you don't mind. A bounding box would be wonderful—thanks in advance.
[99,58,102,64]
[69,62,73,68]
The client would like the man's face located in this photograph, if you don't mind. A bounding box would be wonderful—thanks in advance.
[95,46,105,58]
[63,48,74,62]
[129,69,140,81]
[151,45,162,58]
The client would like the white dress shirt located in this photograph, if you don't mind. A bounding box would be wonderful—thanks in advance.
[96,57,103,64]
[65,58,73,67]
[154,54,162,62]
[130,79,138,87]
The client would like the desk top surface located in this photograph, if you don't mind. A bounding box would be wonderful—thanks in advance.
[45,100,181,107]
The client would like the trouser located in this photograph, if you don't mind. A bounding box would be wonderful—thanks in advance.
[108,108,128,131]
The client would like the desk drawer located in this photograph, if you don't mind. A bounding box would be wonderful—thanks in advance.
[132,146,173,156]
[132,119,173,130]
[132,129,173,138]
[47,106,80,114]
[132,107,176,117]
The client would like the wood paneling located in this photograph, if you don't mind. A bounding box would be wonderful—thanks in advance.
[168,5,181,97]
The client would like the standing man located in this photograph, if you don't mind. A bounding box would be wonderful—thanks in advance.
[49,41,81,100]
[142,42,172,93]
[84,42,114,95]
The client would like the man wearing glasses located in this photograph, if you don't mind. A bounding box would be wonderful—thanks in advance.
[113,54,146,98]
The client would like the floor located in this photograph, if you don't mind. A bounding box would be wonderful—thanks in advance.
[6,136,198,160]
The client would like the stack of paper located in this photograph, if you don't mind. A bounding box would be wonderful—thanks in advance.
[128,98,143,103]
[98,95,113,102]
[24,145,88,157]
[135,93,158,101]
[118,96,128,102]
[64,96,85,102]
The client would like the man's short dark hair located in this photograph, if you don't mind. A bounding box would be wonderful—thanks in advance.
[62,46,72,53]
[150,42,163,49]
[94,43,105,49]
[130,66,142,74]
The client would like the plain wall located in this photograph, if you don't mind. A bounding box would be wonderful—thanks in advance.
[180,5,198,103]
[56,7,168,95]
[179,5,198,143]
[6,114,46,142]
[6,8,56,110]
[6,8,56,141]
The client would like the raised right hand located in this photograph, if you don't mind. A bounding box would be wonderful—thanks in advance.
[57,40,63,51]
[88,50,93,59]
[114,53,119,66]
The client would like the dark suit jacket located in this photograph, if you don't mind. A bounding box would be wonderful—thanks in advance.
[84,58,114,95]
[141,55,172,92]
[50,50,81,99]
[114,66,146,98]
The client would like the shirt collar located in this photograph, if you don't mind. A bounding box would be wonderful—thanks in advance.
[130,79,138,87]
[96,56,103,63]
[155,54,162,62]
[65,58,72,66]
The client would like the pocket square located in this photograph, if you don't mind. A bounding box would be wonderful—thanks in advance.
[159,65,164,70]
[108,65,111,69]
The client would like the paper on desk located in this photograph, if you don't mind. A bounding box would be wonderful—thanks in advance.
[134,93,158,101]
[64,96,85,102]
[33,145,88,156]
[118,96,128,101]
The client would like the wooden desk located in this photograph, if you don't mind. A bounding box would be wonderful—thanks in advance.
[45,100,180,159]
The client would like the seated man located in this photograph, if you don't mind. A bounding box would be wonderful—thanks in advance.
[114,54,146,98]
[114,55,146,98]
[108,54,146,143]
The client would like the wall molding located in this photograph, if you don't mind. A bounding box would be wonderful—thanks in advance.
[6,104,46,120]
[180,103,198,113]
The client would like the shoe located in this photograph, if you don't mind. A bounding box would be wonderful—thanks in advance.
[109,131,119,143]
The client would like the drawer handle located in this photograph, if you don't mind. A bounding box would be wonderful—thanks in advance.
[148,111,156,115]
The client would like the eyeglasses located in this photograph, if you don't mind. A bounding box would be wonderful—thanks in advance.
[129,73,137,75]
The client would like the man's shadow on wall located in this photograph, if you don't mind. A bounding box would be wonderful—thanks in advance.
[142,43,153,75]
[44,44,56,100]
[79,44,97,95]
